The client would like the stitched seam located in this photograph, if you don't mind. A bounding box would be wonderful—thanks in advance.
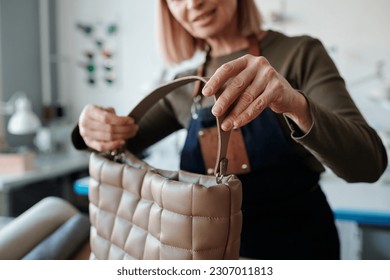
[93,210,149,259]
[222,184,230,259]
[92,209,227,254]
[93,230,226,254]
[95,156,104,258]
[156,201,230,219]
[138,171,148,260]
[161,242,225,253]
[96,190,230,220]
[159,176,165,259]
[108,164,125,247]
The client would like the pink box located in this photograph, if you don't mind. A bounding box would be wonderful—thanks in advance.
[0,151,35,174]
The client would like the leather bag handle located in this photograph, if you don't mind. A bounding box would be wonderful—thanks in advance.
[128,75,231,181]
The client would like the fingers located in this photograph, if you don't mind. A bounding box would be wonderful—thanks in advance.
[211,63,260,118]
[202,54,298,131]
[78,104,139,151]
[231,83,272,128]
[83,138,126,151]
[202,55,250,99]
[220,69,270,130]
[84,105,133,126]
[203,55,273,130]
[79,120,138,141]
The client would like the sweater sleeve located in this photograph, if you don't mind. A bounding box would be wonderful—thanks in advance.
[71,124,88,150]
[125,98,183,154]
[70,98,183,155]
[286,38,387,182]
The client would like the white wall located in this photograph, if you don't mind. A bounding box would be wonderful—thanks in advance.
[259,0,390,77]
[57,0,162,120]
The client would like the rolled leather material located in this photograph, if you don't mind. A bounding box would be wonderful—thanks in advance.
[0,217,14,231]
[0,197,79,260]
[22,213,90,260]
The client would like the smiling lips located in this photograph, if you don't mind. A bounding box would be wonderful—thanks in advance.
[192,9,216,23]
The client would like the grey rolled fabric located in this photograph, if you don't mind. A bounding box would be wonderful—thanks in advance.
[22,213,90,260]
[0,197,79,260]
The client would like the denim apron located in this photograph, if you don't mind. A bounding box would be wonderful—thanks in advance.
[180,37,340,259]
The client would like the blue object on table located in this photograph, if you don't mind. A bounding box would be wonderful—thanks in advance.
[73,177,90,196]
[334,208,390,227]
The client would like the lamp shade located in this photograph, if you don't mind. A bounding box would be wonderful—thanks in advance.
[7,95,41,135]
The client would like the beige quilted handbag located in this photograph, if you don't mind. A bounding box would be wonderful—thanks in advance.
[88,76,242,260]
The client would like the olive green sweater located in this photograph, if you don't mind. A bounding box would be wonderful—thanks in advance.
[72,30,388,183]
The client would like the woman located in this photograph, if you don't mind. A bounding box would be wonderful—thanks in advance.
[72,0,388,259]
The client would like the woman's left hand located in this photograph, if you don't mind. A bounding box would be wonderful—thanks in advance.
[202,54,313,133]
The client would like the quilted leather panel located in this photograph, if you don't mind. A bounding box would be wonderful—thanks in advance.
[89,152,242,259]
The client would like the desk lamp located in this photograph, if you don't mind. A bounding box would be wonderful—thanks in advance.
[0,91,41,135]
[0,91,41,173]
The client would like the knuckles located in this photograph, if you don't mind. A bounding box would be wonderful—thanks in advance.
[246,55,269,68]
[220,62,234,74]
[241,91,255,104]
[230,77,246,90]
[105,124,116,135]
[253,98,265,113]
[100,112,112,124]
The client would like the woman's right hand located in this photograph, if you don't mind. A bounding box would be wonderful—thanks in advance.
[78,105,139,152]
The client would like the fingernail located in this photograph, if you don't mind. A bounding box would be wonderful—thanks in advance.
[202,86,211,96]
[233,120,241,129]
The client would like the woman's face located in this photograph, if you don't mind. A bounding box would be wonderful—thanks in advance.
[166,0,238,40]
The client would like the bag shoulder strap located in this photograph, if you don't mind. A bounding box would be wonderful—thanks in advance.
[128,75,231,181]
